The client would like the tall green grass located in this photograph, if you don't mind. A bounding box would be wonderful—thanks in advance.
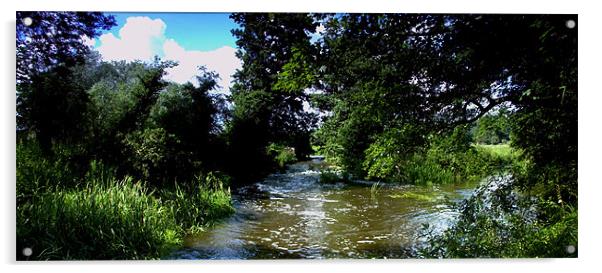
[161,172,235,233]
[404,144,516,185]
[16,141,235,260]
[16,141,79,200]
[17,177,181,260]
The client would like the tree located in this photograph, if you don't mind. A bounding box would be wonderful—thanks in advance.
[315,14,577,204]
[143,68,227,182]
[16,12,116,82]
[16,12,116,153]
[429,15,577,203]
[473,109,511,145]
[17,65,90,153]
[227,13,318,180]
[315,14,442,176]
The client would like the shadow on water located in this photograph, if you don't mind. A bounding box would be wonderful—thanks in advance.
[168,157,479,259]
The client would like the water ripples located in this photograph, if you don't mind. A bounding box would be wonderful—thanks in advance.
[169,159,478,259]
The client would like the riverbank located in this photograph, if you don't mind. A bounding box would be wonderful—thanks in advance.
[16,142,234,260]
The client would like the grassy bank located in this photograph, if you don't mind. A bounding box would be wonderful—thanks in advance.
[16,142,234,260]
[18,178,181,260]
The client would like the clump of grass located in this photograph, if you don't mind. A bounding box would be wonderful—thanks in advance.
[17,139,236,260]
[17,177,181,260]
[370,182,382,194]
[370,181,384,199]
[392,144,516,186]
[401,154,456,186]
[162,172,235,233]
[389,192,436,202]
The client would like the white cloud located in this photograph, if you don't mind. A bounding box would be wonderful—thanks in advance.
[97,16,166,62]
[162,39,240,94]
[94,16,240,93]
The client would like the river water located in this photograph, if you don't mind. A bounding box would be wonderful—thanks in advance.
[169,157,479,259]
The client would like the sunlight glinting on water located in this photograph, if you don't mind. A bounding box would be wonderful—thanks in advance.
[170,158,478,259]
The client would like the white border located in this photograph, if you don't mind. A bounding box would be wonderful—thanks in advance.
[2,1,600,273]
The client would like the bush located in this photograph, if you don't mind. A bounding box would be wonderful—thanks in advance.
[362,125,425,182]
[266,143,297,168]
[319,169,351,184]
[362,126,514,185]
[420,177,577,258]
[17,177,181,260]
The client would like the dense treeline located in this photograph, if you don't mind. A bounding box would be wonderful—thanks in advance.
[16,12,576,259]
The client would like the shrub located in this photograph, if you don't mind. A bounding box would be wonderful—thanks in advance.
[420,177,577,258]
[363,126,513,185]
[319,169,342,184]
[266,143,297,168]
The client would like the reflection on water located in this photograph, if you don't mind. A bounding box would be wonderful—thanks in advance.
[169,157,477,259]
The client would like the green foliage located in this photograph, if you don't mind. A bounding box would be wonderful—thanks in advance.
[473,109,511,145]
[362,126,511,185]
[16,154,234,260]
[362,125,426,181]
[370,182,383,196]
[16,12,116,82]
[511,105,577,204]
[16,58,234,260]
[15,12,577,259]
[123,127,178,182]
[227,13,318,180]
[273,47,316,94]
[16,141,79,200]
[318,169,351,184]
[161,172,234,233]
[389,192,436,202]
[86,63,225,185]
[87,75,138,136]
[319,170,341,184]
[17,177,182,260]
[17,66,91,152]
[266,143,297,168]
[421,178,577,258]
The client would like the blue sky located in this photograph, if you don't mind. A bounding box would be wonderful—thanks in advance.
[105,13,238,51]
[87,12,242,93]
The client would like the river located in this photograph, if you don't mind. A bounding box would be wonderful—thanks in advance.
[169,156,479,259]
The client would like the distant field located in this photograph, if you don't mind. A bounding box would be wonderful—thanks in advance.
[474,143,513,158]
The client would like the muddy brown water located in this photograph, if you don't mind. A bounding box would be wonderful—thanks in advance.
[169,157,478,259]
